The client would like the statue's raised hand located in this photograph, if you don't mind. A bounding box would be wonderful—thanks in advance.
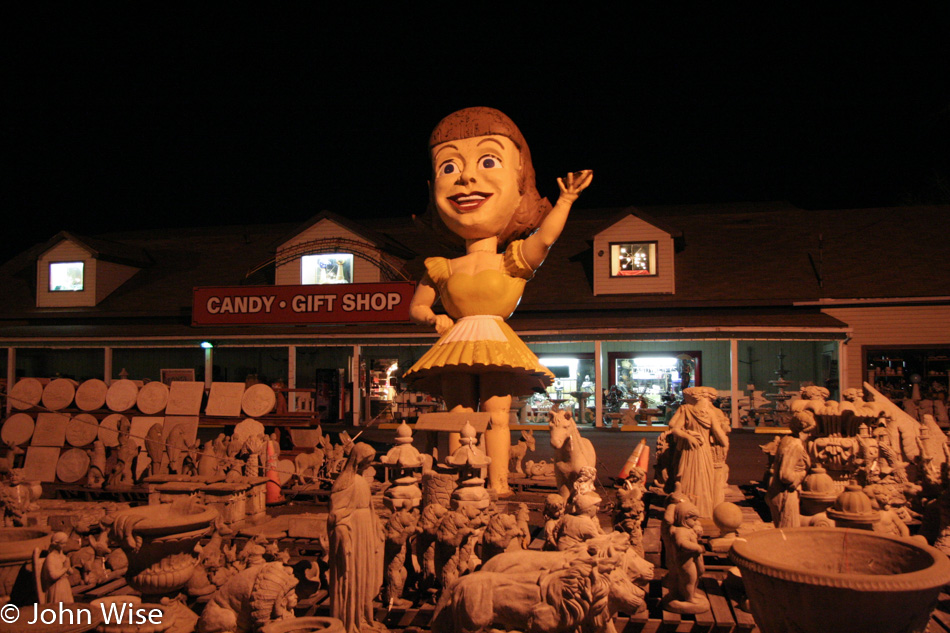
[557,169,594,201]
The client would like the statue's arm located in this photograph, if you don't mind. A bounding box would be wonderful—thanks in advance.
[409,273,453,334]
[521,170,593,271]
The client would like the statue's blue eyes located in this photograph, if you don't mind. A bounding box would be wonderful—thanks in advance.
[439,161,459,176]
[478,155,502,169]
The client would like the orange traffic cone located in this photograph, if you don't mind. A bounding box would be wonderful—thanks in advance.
[619,438,646,479]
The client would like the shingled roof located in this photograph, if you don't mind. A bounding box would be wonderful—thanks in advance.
[0,202,945,336]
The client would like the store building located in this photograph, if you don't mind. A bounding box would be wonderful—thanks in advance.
[1,203,947,427]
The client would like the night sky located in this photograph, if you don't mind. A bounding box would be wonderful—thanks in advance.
[6,6,949,262]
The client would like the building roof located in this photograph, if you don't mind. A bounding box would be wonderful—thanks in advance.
[0,201,945,343]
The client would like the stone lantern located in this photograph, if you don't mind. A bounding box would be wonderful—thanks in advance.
[444,422,492,512]
[380,421,424,511]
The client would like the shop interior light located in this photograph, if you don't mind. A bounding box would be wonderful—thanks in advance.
[200,341,215,349]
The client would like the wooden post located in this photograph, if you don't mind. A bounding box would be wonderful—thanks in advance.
[594,340,603,428]
[204,347,213,390]
[838,338,849,395]
[730,338,740,428]
[287,345,297,412]
[351,344,361,425]
[6,347,14,418]
[104,347,113,386]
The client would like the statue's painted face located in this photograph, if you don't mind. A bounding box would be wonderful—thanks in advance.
[431,135,522,241]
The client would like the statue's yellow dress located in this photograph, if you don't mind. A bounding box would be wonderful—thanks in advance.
[404,240,554,397]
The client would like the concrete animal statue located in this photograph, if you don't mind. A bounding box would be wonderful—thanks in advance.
[509,429,536,475]
[294,448,326,485]
[481,532,653,586]
[433,540,650,633]
[196,561,298,633]
[548,409,596,498]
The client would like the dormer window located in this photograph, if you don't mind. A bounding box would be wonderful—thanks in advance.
[49,261,84,291]
[301,253,354,285]
[610,242,657,277]
[592,210,679,296]
[36,232,148,308]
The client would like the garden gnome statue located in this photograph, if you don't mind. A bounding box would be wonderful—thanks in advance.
[402,106,592,496]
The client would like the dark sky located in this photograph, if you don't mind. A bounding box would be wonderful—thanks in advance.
[6,6,949,261]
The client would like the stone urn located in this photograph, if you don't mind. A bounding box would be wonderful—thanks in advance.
[730,527,950,633]
[261,616,345,633]
[110,502,218,597]
[0,527,50,603]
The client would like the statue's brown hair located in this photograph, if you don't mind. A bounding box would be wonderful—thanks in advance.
[425,107,552,248]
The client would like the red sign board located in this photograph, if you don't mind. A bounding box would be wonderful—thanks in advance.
[192,282,416,326]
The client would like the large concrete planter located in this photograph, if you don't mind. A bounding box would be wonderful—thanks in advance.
[111,503,217,596]
[0,528,50,603]
[730,527,950,633]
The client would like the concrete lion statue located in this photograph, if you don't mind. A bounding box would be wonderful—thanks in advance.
[431,535,651,633]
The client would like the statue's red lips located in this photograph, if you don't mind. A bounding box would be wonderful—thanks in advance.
[448,192,492,211]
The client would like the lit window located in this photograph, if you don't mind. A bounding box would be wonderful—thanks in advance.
[49,262,84,291]
[301,253,353,284]
[610,242,656,276]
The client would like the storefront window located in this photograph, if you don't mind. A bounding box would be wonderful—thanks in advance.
[49,261,84,291]
[609,352,700,409]
[610,242,656,276]
[301,253,353,284]
[866,346,950,402]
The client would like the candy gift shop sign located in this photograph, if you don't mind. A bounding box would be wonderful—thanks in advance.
[192,282,415,325]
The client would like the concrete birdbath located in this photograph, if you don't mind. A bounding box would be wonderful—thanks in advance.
[110,502,217,597]
[730,527,950,633]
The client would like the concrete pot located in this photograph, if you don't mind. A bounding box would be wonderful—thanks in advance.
[730,527,950,633]
[0,527,50,603]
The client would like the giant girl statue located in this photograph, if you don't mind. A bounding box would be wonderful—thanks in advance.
[403,107,592,495]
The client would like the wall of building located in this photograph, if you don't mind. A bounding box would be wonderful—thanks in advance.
[275,219,381,285]
[823,304,950,389]
[36,241,96,307]
[112,348,206,382]
[13,348,105,381]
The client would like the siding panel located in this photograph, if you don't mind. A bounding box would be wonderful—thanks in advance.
[276,219,381,285]
[823,305,950,389]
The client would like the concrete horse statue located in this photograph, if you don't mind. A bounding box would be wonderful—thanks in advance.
[548,409,596,498]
